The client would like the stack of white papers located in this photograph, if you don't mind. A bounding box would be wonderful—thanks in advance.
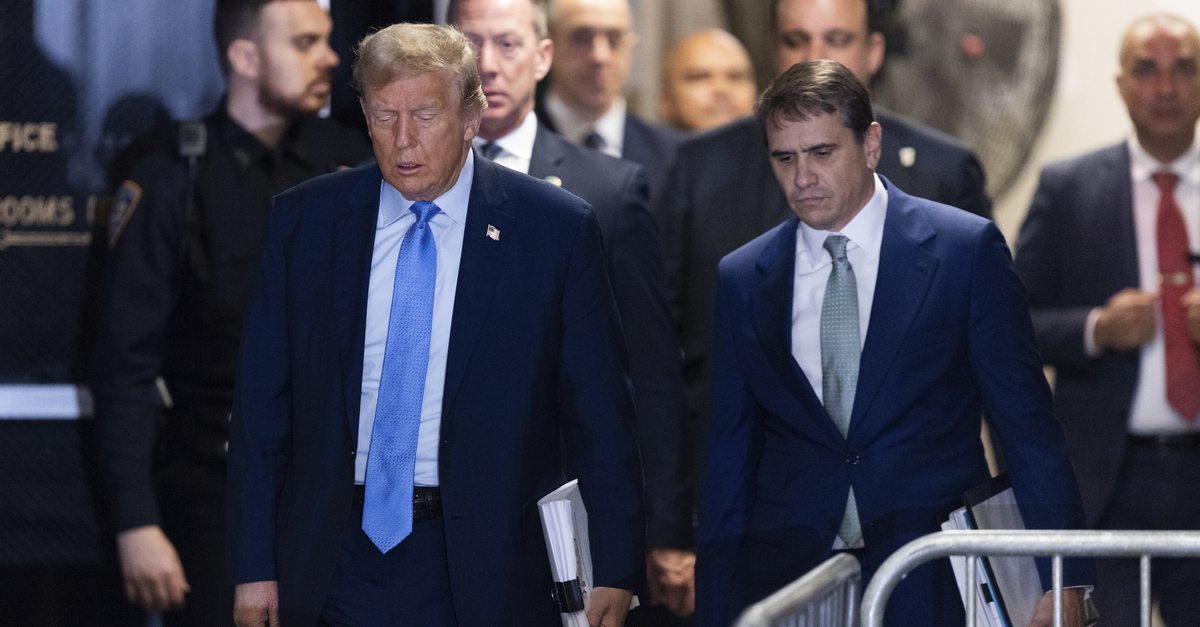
[944,475,1043,627]
[538,480,592,627]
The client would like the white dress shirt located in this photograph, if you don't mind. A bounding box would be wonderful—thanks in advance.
[543,91,625,159]
[1115,137,1200,431]
[472,110,538,174]
[791,175,888,404]
[354,152,476,485]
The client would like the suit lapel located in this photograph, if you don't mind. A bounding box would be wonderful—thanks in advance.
[749,217,843,443]
[528,124,566,181]
[335,166,384,437]
[1107,145,1139,288]
[850,182,938,435]
[442,156,515,415]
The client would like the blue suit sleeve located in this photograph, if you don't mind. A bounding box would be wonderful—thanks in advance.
[557,206,648,592]
[967,222,1092,588]
[227,197,294,585]
[696,267,763,627]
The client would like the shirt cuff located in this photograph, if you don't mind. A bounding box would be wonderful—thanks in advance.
[1084,307,1104,357]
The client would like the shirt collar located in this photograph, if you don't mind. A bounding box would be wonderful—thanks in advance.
[378,149,474,228]
[472,109,538,163]
[796,173,888,270]
[1128,135,1200,187]
[544,92,626,153]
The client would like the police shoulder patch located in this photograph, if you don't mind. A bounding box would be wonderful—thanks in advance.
[108,180,143,247]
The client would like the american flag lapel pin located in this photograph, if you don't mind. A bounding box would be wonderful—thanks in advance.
[486,224,500,241]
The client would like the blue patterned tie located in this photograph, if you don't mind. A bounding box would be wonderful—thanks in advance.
[362,200,439,553]
[821,234,863,546]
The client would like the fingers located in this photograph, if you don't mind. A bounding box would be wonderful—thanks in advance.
[233,580,280,627]
[116,525,190,611]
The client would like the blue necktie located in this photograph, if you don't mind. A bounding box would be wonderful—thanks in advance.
[821,234,863,546]
[362,200,439,553]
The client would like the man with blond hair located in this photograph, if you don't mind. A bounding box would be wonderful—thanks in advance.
[228,22,644,627]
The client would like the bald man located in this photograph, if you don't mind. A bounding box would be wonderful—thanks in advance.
[1015,14,1200,626]
[659,29,757,132]
[538,0,683,198]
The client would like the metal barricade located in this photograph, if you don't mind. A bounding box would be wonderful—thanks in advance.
[861,530,1200,627]
[734,552,861,627]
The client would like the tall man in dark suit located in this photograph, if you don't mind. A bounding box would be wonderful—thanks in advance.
[658,0,993,569]
[537,0,683,198]
[448,0,692,617]
[228,23,644,627]
[697,60,1089,627]
[1014,14,1200,626]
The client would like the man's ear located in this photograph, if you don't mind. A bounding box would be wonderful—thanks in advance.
[533,38,554,82]
[864,121,882,170]
[227,38,261,81]
[865,32,885,79]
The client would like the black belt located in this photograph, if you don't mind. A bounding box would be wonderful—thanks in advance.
[352,484,442,522]
[1129,433,1200,451]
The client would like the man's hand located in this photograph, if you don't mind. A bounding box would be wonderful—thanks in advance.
[1184,289,1200,342]
[647,548,695,616]
[116,525,190,611]
[587,586,633,627]
[1094,288,1157,351]
[1028,587,1087,627]
[234,580,279,627]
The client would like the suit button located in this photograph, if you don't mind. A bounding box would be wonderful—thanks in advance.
[846,453,859,465]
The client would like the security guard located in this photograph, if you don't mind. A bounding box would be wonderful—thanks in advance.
[90,1,370,625]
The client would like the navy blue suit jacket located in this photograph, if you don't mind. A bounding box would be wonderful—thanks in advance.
[1013,143,1141,526]
[696,180,1087,626]
[658,113,992,506]
[227,155,646,627]
[528,124,691,548]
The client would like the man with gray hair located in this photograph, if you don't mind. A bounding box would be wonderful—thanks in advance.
[227,22,644,627]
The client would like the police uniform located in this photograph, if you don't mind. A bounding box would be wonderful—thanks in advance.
[91,102,371,627]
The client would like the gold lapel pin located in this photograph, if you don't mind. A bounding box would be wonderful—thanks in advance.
[544,175,563,187]
[486,224,500,241]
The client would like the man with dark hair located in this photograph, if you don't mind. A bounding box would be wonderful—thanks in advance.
[539,0,683,198]
[657,2,992,597]
[1014,14,1200,626]
[227,22,644,627]
[697,60,1089,627]
[448,0,691,618]
[91,1,370,625]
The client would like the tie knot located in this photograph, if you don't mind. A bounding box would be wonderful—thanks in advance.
[481,142,502,161]
[583,131,605,150]
[1153,171,1180,193]
[411,201,439,225]
[823,234,849,261]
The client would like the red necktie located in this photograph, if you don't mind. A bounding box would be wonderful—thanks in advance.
[1152,172,1200,421]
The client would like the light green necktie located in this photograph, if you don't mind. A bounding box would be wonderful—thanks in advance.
[821,235,862,546]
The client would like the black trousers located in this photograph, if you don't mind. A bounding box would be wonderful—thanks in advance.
[1094,442,1200,627]
[157,458,233,627]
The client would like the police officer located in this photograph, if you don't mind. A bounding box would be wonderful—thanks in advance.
[90,1,371,625]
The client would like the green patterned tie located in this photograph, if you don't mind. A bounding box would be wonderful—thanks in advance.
[821,235,862,546]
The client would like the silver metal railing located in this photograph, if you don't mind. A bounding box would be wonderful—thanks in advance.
[734,553,861,627]
[862,530,1200,627]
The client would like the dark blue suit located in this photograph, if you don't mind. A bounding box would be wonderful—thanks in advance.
[227,155,646,627]
[1014,142,1200,627]
[696,179,1087,626]
[528,123,691,549]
